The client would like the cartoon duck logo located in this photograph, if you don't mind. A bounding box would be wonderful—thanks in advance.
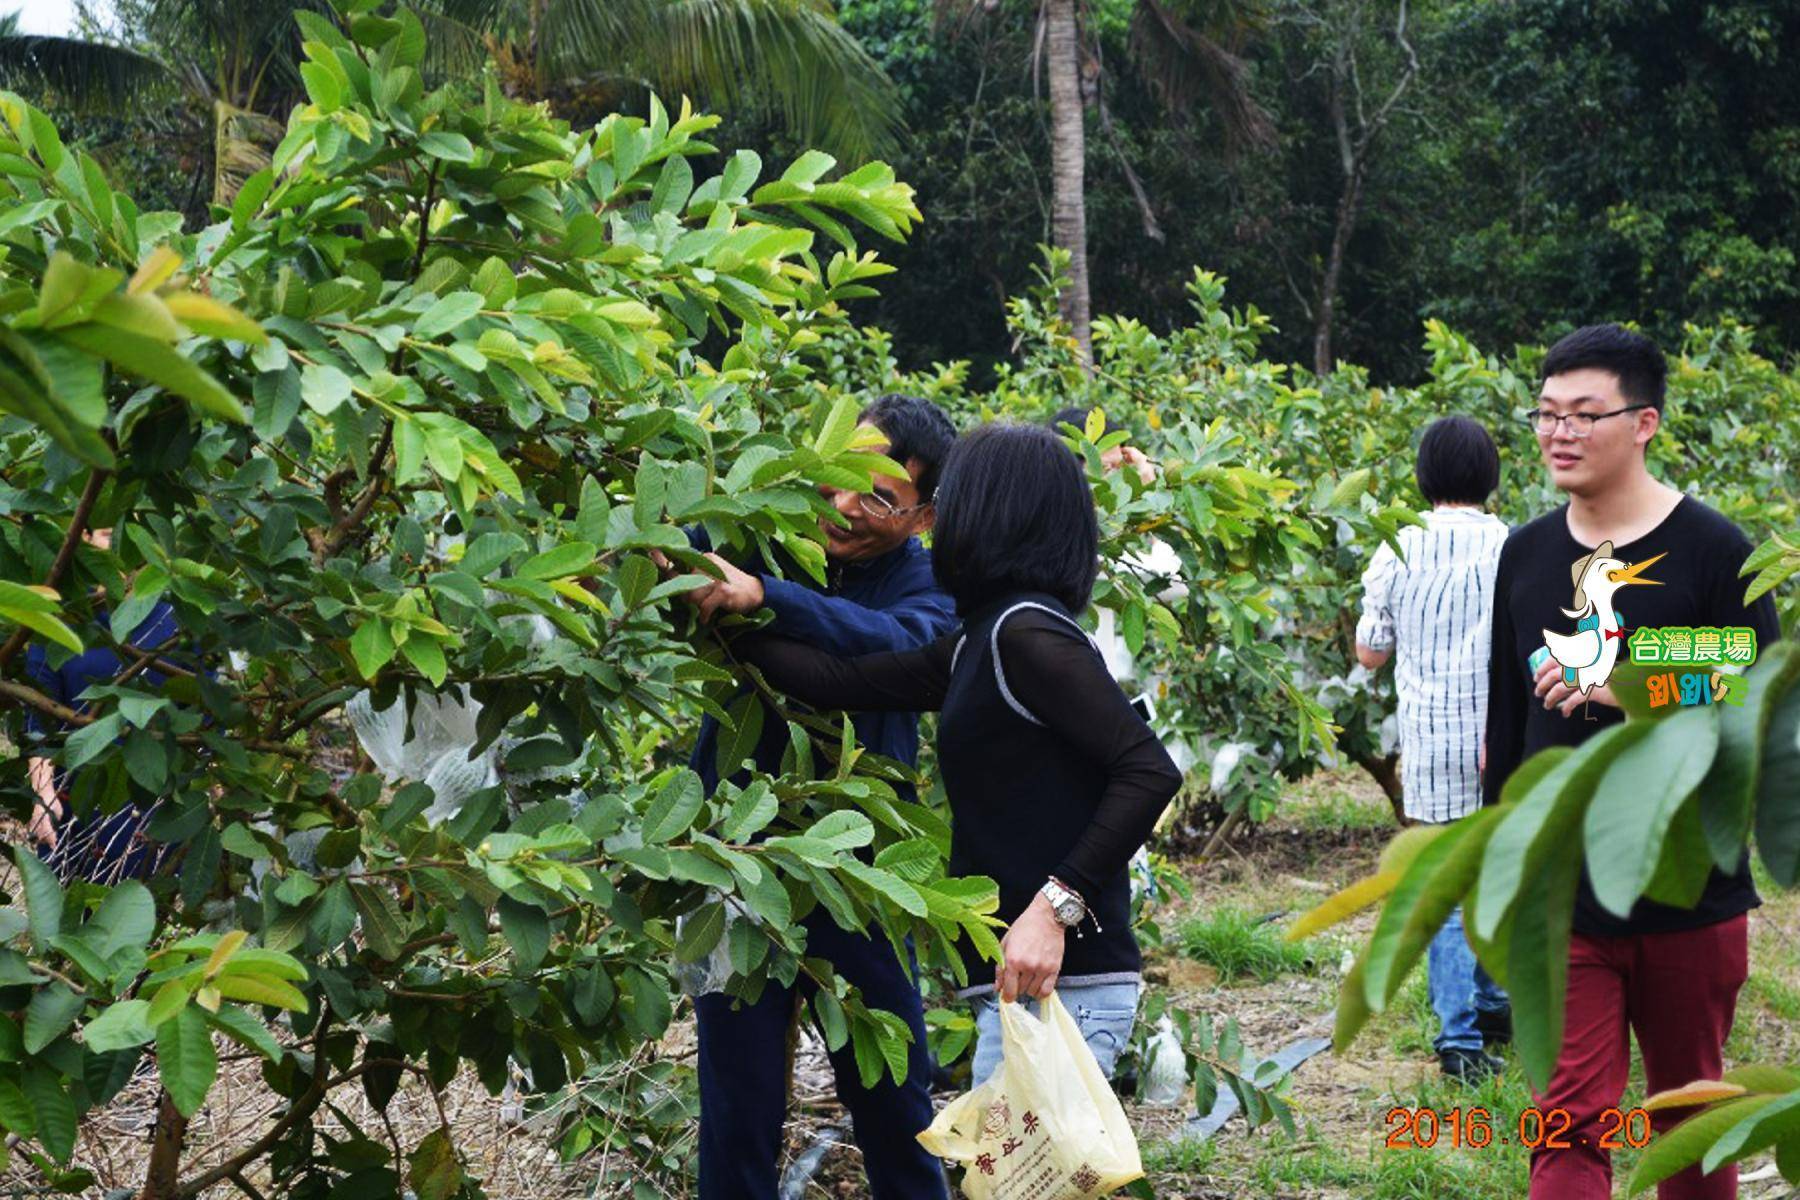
[1542,541,1666,700]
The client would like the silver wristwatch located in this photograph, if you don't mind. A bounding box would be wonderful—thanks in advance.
[1040,877,1087,928]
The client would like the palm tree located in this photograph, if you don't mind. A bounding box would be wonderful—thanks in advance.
[951,0,1272,363]
[0,0,901,213]
[428,0,902,162]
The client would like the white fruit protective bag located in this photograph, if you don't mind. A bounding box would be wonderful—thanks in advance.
[917,993,1143,1200]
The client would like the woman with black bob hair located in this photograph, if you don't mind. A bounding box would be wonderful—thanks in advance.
[734,423,1183,1086]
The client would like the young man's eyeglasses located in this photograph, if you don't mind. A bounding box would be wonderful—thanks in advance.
[857,492,932,521]
[1524,403,1653,438]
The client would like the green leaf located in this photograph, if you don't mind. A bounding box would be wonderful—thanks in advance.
[23,984,84,1054]
[675,902,726,963]
[418,131,475,163]
[1704,644,1800,870]
[408,1127,461,1200]
[1755,678,1800,886]
[1702,1088,1800,1173]
[518,541,597,580]
[720,782,778,842]
[83,999,154,1053]
[23,1064,75,1162]
[715,693,766,780]
[1627,1097,1774,1195]
[644,769,705,844]
[400,635,447,686]
[14,846,63,948]
[299,362,353,415]
[814,393,860,458]
[806,810,874,851]
[348,882,407,961]
[1507,830,1584,1090]
[156,1005,218,1118]
[1583,705,1720,915]
[202,1004,283,1061]
[413,291,484,339]
[55,325,247,424]
[497,896,550,973]
[350,619,396,679]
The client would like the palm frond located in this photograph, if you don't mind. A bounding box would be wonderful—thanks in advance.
[1130,0,1274,154]
[0,34,171,107]
[543,0,904,161]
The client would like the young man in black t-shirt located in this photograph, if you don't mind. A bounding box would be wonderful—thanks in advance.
[1485,325,1779,1200]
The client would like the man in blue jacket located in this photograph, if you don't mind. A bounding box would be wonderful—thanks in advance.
[679,394,958,1200]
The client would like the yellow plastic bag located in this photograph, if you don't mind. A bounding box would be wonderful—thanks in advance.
[917,993,1143,1199]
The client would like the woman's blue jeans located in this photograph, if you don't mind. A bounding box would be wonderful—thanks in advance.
[968,980,1141,1088]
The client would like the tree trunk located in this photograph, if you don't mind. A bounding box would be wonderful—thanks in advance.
[139,1090,188,1200]
[1313,165,1362,376]
[1349,747,1405,824]
[1044,0,1092,366]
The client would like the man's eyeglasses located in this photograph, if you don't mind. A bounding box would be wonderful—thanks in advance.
[857,492,931,521]
[1524,403,1653,438]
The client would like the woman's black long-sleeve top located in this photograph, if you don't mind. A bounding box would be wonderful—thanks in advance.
[735,591,1184,995]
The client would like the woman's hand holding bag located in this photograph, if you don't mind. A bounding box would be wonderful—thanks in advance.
[917,993,1144,1199]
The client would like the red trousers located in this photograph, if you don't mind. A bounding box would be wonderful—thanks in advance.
[1530,915,1749,1200]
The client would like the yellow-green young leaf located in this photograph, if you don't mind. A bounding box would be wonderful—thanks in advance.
[155,1005,218,1118]
[1328,468,1372,508]
[163,293,267,344]
[1331,952,1375,1054]
[38,251,122,327]
[55,325,248,424]
[146,979,190,1027]
[1724,1065,1800,1095]
[1361,807,1503,1010]
[215,947,308,983]
[211,973,308,1013]
[1627,1097,1774,1196]
[1644,1080,1750,1111]
[205,929,248,978]
[1375,823,1446,876]
[92,292,184,342]
[127,246,182,296]
[1287,871,1399,941]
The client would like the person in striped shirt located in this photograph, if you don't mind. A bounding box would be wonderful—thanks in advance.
[1354,415,1511,1080]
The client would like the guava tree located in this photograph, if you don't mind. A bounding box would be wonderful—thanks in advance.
[0,4,1006,1195]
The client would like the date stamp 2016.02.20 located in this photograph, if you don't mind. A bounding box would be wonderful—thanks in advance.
[1384,1106,1653,1151]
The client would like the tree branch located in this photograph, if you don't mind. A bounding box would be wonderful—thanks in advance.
[0,467,110,670]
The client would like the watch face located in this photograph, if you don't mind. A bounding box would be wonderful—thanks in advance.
[1055,900,1083,925]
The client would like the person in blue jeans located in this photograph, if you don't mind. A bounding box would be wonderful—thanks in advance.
[672,394,959,1200]
[1354,416,1512,1081]
[23,528,185,885]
